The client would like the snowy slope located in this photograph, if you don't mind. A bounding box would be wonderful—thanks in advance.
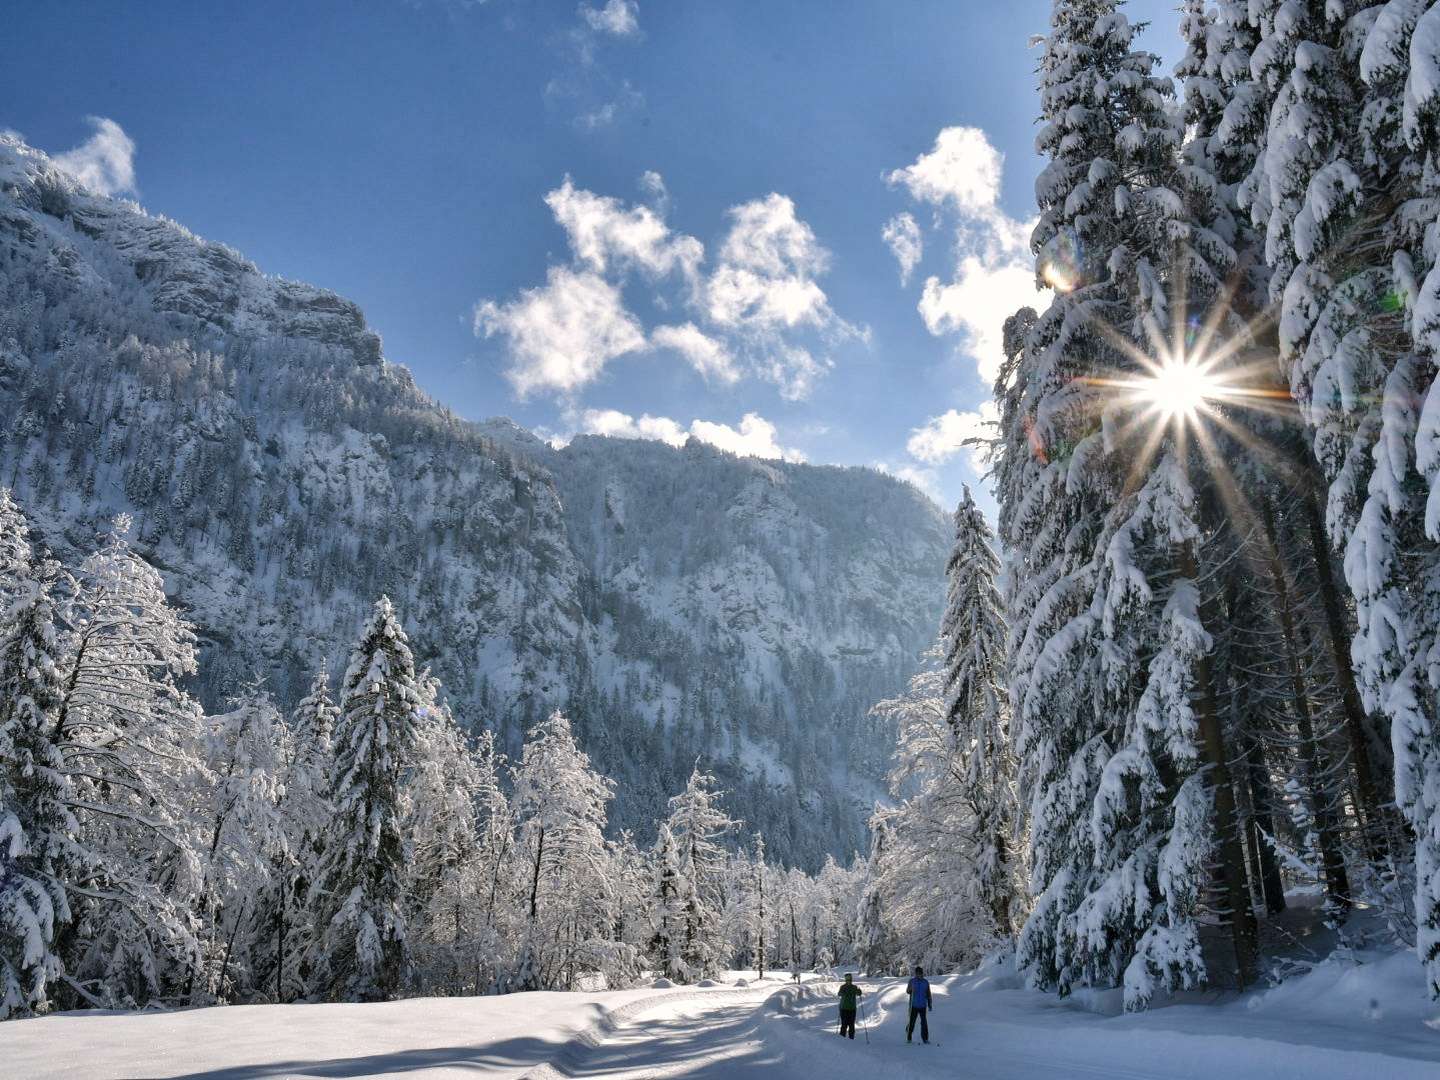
[0,134,946,867]
[11,960,1439,1079]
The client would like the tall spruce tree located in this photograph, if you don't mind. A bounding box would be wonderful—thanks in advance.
[1250,0,1440,995]
[1006,0,1264,1008]
[650,823,687,982]
[1008,0,1152,998]
[942,487,1018,939]
[312,596,423,1001]
[0,490,76,1017]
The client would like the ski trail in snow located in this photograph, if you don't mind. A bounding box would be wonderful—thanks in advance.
[516,975,1439,1080]
[520,979,1177,1080]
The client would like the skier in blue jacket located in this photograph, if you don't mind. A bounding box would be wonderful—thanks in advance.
[906,966,931,1044]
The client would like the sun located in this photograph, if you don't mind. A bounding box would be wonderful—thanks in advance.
[1133,354,1228,422]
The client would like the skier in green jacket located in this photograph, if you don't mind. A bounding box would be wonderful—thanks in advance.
[837,973,863,1038]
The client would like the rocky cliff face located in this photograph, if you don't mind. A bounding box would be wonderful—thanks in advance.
[0,135,947,868]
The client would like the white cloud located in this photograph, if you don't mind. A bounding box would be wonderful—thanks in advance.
[762,344,830,402]
[577,407,686,445]
[478,180,857,402]
[886,126,1044,385]
[918,258,1042,384]
[882,212,923,286]
[906,400,999,471]
[573,408,805,461]
[706,193,836,332]
[638,169,669,213]
[886,126,1002,215]
[54,116,136,197]
[699,193,858,398]
[559,1,642,129]
[580,0,639,36]
[876,461,943,501]
[651,323,739,383]
[475,266,645,398]
[689,413,805,461]
[545,176,702,283]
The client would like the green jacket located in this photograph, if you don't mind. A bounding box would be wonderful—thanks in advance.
[837,983,863,1011]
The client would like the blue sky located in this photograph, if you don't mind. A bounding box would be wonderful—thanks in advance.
[3,0,1182,509]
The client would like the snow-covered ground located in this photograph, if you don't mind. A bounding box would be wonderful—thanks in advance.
[9,961,1440,1079]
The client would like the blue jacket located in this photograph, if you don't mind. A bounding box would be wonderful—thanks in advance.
[907,977,931,1009]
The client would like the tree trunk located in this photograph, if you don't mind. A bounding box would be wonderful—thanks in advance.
[1262,501,1351,916]
[992,831,1013,938]
[1239,731,1287,915]
[1301,491,1392,861]
[1182,540,1259,989]
[277,875,287,1003]
[528,827,545,921]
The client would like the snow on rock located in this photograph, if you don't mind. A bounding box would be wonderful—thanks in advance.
[0,132,947,870]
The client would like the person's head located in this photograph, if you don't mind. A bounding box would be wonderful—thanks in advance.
[914,966,924,978]
[844,973,853,984]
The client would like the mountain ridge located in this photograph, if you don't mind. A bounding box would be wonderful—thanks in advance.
[0,134,947,868]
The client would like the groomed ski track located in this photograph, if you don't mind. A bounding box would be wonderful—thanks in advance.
[521,973,1439,1080]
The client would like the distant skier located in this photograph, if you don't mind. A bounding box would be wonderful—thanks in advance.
[906,966,931,1044]
[836,973,863,1039]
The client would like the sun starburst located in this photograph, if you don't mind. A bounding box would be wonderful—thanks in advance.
[1128,353,1231,422]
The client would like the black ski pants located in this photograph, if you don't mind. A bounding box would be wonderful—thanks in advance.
[839,1008,857,1038]
[907,1006,929,1042]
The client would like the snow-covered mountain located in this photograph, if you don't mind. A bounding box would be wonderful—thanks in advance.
[0,135,947,868]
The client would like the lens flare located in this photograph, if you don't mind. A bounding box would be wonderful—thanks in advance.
[1136,356,1227,421]
[1039,227,1083,294]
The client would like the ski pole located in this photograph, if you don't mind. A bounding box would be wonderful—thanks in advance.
[862,994,870,1044]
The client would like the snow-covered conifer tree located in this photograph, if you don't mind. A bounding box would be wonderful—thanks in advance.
[855,817,896,976]
[942,487,1019,939]
[650,823,687,982]
[311,596,423,1001]
[0,490,76,1017]
[1008,0,1172,1001]
[1005,0,1269,1008]
[1253,0,1440,995]
[290,665,337,811]
[1007,0,1152,997]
